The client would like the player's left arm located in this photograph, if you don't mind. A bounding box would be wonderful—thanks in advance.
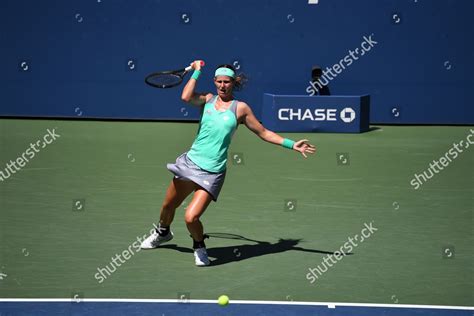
[240,102,316,158]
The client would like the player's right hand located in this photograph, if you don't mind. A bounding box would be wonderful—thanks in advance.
[191,60,205,71]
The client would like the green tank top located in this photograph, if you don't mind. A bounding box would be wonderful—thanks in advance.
[187,96,238,173]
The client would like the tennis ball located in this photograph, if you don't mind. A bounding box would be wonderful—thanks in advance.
[218,295,229,306]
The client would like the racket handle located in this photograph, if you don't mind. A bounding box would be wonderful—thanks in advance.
[186,60,205,72]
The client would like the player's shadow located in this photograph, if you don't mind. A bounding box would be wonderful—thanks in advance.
[160,234,352,266]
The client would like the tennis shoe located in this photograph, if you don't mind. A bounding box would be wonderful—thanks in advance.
[194,247,210,266]
[140,229,174,249]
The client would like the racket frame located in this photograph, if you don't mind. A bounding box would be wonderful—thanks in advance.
[145,63,201,88]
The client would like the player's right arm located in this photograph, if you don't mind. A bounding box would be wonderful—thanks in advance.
[181,60,212,107]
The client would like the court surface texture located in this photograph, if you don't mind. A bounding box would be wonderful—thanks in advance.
[0,119,472,315]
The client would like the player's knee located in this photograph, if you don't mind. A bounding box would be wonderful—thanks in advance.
[184,212,199,225]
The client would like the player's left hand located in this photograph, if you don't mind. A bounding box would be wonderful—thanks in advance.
[293,139,316,158]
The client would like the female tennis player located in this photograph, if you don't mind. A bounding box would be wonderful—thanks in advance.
[141,61,316,266]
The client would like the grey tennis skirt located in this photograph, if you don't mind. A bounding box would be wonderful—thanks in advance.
[166,152,226,201]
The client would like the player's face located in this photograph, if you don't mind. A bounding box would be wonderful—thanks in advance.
[214,76,234,97]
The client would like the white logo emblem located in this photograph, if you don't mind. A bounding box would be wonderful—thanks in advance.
[340,108,356,123]
[203,180,210,186]
[223,115,229,121]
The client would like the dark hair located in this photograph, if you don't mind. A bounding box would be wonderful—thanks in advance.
[215,64,248,91]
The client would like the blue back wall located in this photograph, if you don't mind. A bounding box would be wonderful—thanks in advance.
[1,0,472,124]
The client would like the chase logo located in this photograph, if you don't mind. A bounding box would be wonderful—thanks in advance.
[278,108,356,123]
[340,107,356,123]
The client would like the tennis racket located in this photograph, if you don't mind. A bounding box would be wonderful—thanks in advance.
[145,61,205,88]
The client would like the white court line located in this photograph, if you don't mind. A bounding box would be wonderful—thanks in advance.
[0,298,472,310]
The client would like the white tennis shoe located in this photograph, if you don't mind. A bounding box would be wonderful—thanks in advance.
[140,229,174,249]
[194,247,210,266]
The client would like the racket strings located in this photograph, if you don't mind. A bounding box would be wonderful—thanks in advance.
[148,73,182,87]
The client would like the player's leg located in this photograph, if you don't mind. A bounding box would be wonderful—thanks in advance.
[184,189,213,266]
[141,178,198,249]
[160,178,199,226]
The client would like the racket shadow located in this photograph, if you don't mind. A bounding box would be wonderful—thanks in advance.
[159,234,353,266]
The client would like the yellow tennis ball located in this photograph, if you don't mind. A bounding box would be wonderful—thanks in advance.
[218,295,229,306]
